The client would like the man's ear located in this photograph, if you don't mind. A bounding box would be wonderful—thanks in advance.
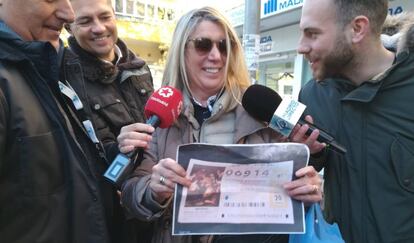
[350,15,370,43]
[64,23,72,35]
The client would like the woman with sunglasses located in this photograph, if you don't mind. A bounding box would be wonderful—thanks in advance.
[119,6,323,243]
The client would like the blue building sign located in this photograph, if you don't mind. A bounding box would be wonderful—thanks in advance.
[262,0,303,17]
[264,0,277,15]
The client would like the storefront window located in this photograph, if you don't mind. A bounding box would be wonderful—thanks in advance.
[147,5,155,18]
[115,0,123,13]
[258,61,295,99]
[114,0,176,22]
[167,9,175,21]
[158,7,165,20]
[135,1,145,17]
[126,0,134,15]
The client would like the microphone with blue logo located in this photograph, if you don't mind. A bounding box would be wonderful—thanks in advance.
[242,84,346,155]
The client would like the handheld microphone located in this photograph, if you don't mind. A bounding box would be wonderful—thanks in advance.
[104,86,183,186]
[242,84,346,155]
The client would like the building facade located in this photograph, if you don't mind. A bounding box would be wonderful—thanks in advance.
[228,0,414,99]
[112,0,183,88]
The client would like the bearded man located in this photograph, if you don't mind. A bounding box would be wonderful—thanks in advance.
[297,0,414,242]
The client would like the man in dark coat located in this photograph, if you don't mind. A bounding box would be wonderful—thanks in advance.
[64,0,155,242]
[0,0,112,242]
[297,0,414,242]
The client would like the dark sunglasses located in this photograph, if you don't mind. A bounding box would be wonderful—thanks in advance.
[187,37,228,55]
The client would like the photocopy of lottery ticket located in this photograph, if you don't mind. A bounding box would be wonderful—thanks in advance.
[178,159,294,224]
[172,143,309,235]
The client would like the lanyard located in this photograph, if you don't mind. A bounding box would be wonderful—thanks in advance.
[58,80,100,144]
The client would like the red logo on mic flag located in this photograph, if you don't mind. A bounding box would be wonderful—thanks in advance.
[158,87,174,98]
[144,86,183,128]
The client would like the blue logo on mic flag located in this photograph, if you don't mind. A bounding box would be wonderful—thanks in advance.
[269,115,294,137]
[272,98,306,137]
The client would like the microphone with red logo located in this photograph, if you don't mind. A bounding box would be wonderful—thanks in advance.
[144,86,183,129]
[104,86,183,186]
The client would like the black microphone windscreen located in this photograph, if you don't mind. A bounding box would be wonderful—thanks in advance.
[242,84,283,122]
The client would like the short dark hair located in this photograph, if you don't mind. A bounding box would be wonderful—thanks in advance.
[333,0,388,35]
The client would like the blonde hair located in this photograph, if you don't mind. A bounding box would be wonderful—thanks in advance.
[162,6,250,111]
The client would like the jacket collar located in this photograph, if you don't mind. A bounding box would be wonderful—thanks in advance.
[336,14,414,103]
[67,36,146,84]
[0,21,60,83]
[180,87,268,141]
[335,49,408,102]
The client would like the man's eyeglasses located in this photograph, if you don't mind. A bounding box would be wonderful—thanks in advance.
[187,38,228,55]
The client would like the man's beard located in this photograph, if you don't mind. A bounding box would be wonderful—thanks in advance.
[316,35,354,81]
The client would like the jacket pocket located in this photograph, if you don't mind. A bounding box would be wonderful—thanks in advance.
[391,135,414,193]
[90,93,134,129]
[17,131,65,196]
[131,73,153,94]
[130,74,153,105]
